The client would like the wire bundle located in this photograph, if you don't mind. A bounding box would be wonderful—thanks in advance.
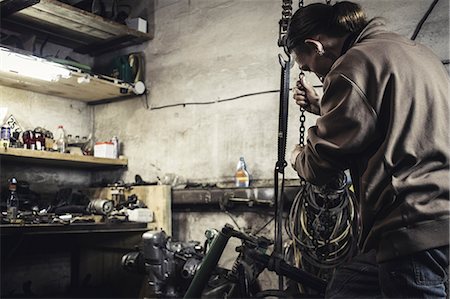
[287,175,360,280]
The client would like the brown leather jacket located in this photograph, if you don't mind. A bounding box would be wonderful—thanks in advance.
[293,19,449,262]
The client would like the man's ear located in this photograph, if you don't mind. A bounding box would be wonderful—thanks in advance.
[305,39,325,56]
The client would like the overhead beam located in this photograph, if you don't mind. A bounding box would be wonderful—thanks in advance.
[0,0,40,18]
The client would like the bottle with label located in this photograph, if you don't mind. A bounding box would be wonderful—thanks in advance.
[235,157,250,187]
[55,125,67,153]
[7,177,19,222]
[0,124,11,148]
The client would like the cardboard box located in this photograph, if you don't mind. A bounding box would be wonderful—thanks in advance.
[128,208,154,223]
[94,142,115,158]
[126,17,147,33]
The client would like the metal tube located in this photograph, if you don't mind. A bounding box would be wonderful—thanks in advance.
[183,227,231,298]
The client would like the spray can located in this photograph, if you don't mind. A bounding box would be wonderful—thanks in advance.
[7,177,19,221]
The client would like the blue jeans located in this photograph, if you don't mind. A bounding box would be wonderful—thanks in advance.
[325,246,449,298]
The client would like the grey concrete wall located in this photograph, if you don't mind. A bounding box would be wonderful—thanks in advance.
[94,0,449,187]
[0,86,94,194]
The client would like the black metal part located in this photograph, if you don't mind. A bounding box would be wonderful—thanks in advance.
[276,55,291,170]
[274,52,291,289]
[0,0,39,18]
[87,93,137,106]
[171,186,301,210]
[246,249,327,293]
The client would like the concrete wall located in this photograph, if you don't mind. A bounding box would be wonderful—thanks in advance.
[93,0,449,186]
[0,86,93,195]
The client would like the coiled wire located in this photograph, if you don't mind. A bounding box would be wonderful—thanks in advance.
[286,174,360,281]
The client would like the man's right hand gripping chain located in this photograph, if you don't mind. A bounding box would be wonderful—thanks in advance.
[292,75,321,116]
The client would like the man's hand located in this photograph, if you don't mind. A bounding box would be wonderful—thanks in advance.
[293,76,321,115]
[290,144,303,170]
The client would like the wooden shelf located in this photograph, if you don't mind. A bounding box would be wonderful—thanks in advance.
[0,0,153,55]
[0,147,128,168]
[0,0,151,102]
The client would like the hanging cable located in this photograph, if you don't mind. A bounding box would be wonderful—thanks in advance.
[287,173,360,281]
[411,0,440,40]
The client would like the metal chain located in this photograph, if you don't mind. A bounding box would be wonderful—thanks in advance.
[299,71,306,147]
[278,0,305,47]
[299,109,306,146]
[278,0,293,47]
[298,1,305,148]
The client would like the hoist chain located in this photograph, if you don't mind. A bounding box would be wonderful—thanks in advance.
[278,0,305,48]
[278,0,293,47]
[298,1,305,149]
[299,72,306,148]
[298,71,306,187]
[299,109,306,146]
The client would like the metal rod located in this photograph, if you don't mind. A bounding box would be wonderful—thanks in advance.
[183,226,232,298]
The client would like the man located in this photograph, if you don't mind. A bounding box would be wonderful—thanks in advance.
[287,1,449,298]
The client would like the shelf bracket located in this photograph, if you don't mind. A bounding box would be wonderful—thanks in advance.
[0,0,40,18]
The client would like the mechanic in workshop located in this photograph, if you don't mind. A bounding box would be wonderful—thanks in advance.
[287,1,449,298]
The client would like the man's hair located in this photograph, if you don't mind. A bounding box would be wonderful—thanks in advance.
[286,1,367,53]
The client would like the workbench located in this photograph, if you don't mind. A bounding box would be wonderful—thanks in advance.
[1,222,149,298]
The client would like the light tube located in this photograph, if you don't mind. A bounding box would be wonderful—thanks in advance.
[0,47,71,82]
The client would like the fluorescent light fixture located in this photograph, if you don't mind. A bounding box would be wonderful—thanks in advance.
[0,47,71,82]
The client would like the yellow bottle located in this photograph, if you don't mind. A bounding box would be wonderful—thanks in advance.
[235,157,250,187]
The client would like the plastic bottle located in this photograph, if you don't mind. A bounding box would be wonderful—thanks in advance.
[1,124,11,148]
[7,177,19,222]
[235,157,250,187]
[55,125,67,153]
